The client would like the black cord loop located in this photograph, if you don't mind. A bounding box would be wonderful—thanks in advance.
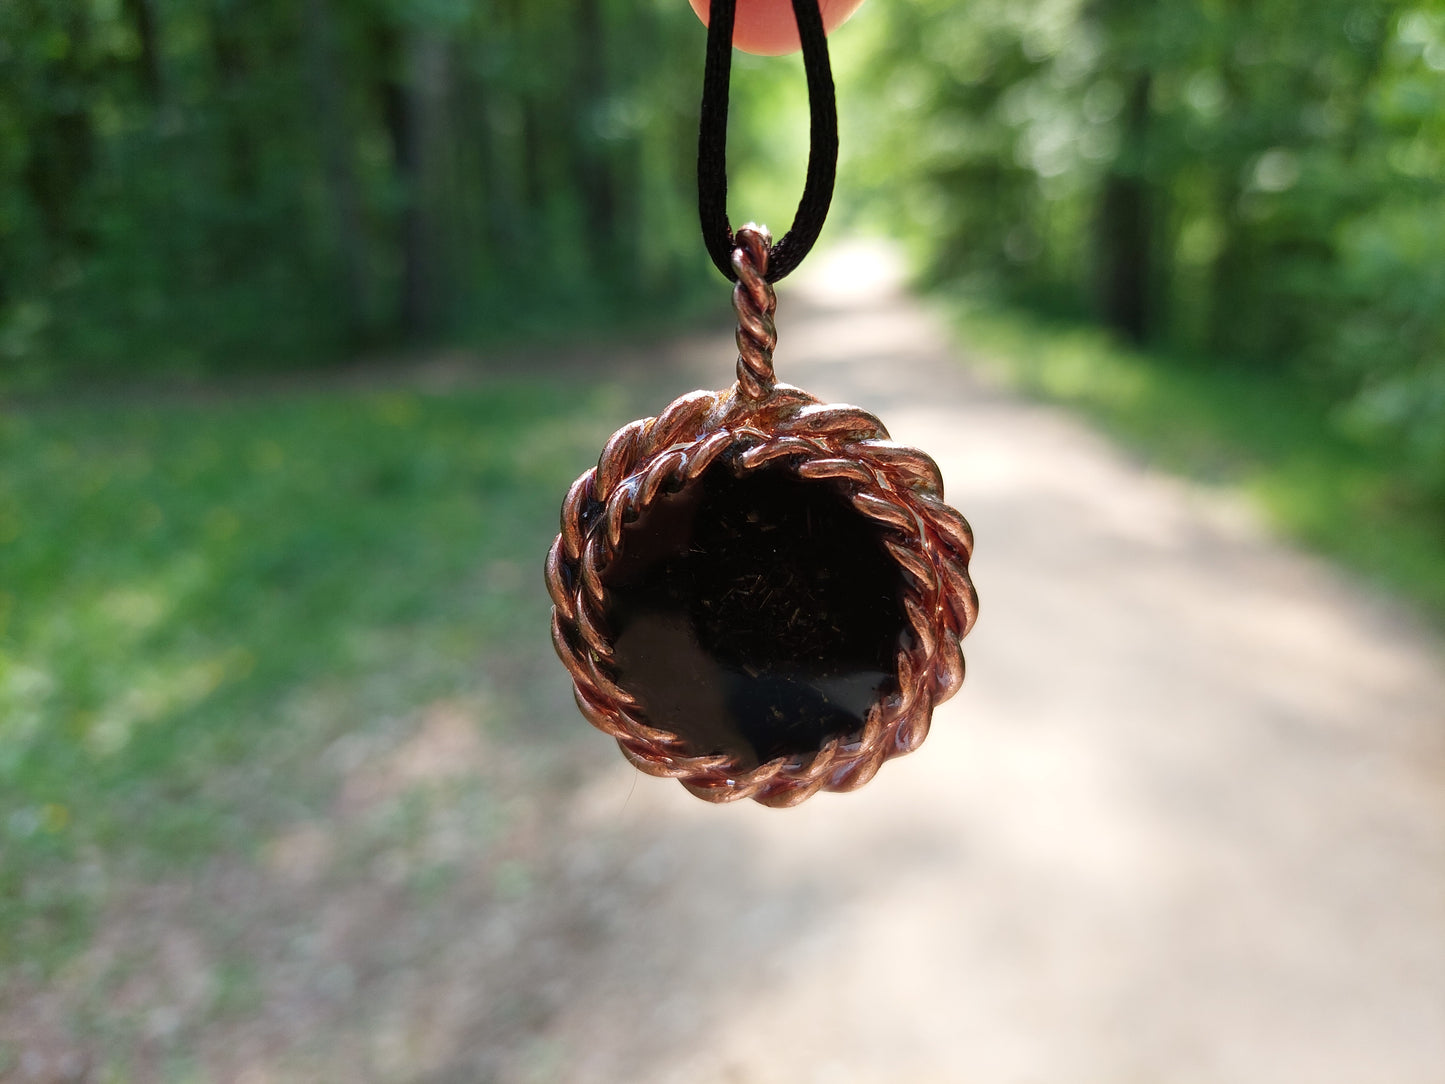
[697,0,838,283]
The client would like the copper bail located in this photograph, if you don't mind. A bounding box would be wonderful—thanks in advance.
[731,224,778,400]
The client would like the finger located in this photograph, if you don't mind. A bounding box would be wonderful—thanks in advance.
[688,0,867,57]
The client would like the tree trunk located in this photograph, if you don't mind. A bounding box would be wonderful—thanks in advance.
[399,31,450,338]
[373,21,450,339]
[302,0,373,341]
[1094,71,1153,343]
[574,0,619,273]
[121,0,164,106]
[24,7,96,246]
[210,1,256,199]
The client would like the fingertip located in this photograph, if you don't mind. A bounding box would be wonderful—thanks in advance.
[689,0,867,57]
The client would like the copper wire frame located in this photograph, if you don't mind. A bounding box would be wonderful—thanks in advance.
[544,227,978,806]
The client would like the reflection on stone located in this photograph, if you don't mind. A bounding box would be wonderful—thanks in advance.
[604,461,907,769]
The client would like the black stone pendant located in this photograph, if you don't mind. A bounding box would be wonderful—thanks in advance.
[605,460,907,772]
[545,227,977,806]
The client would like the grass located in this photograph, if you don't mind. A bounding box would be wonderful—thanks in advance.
[941,294,1445,624]
[0,376,624,971]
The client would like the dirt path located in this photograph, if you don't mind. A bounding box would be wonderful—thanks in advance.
[9,244,1444,1083]
[520,244,1445,1083]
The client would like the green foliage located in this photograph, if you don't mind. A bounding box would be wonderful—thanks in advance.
[949,296,1445,621]
[0,377,621,964]
[851,0,1445,497]
[0,0,715,387]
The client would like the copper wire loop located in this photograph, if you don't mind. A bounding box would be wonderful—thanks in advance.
[544,235,978,807]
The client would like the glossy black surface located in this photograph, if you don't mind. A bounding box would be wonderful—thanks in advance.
[604,461,906,769]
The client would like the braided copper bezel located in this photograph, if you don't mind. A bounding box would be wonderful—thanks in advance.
[544,379,978,807]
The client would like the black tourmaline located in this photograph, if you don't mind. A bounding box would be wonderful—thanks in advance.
[603,461,908,770]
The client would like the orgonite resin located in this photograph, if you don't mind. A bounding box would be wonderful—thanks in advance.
[603,462,908,769]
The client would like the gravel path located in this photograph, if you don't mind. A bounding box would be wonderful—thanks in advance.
[528,243,1445,1084]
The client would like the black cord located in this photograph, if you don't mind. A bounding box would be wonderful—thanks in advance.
[697,0,838,283]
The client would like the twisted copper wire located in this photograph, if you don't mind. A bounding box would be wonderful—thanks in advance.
[731,225,777,400]
[543,233,978,806]
[546,404,977,806]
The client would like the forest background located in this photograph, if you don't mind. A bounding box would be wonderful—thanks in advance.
[3,0,1441,489]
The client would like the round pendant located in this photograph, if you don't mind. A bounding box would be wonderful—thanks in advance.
[544,228,977,806]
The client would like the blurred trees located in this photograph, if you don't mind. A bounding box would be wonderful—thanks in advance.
[855,0,1445,494]
[0,0,710,383]
[4,0,1441,495]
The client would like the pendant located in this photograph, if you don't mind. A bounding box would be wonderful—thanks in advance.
[545,227,978,806]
